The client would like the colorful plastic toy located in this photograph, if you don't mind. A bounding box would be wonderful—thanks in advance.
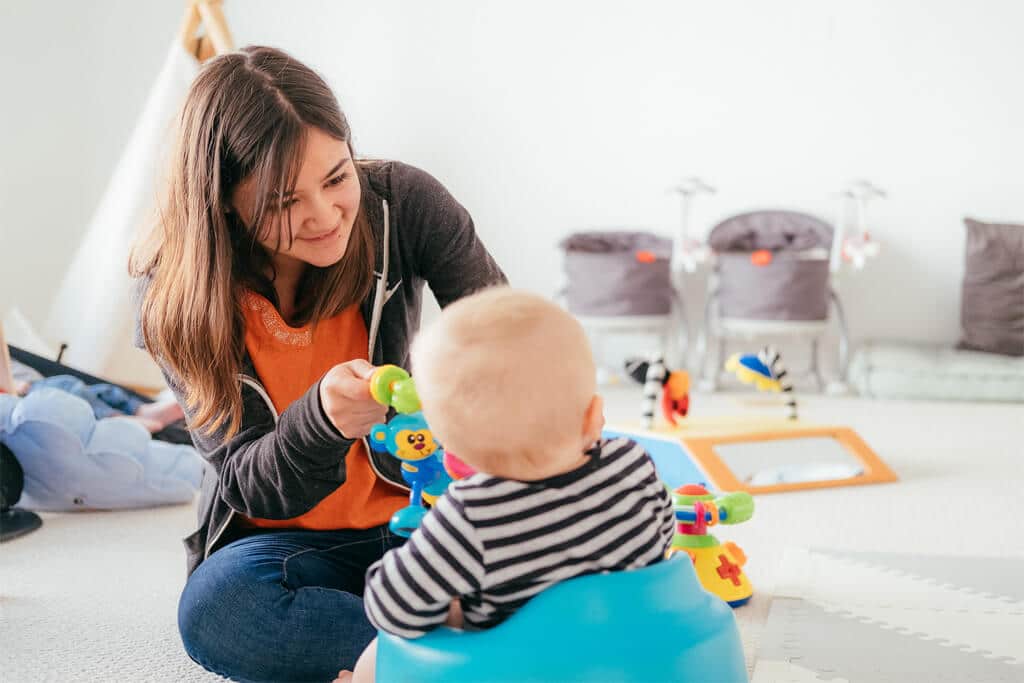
[725,345,797,420]
[442,451,476,481]
[368,365,452,537]
[668,484,755,607]
[376,555,748,682]
[624,356,691,429]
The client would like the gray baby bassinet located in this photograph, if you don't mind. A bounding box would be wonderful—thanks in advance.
[707,211,834,321]
[559,231,674,316]
[699,210,851,392]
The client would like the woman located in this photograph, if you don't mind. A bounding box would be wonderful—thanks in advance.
[131,46,505,682]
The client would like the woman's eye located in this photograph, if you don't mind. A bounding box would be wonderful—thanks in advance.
[277,198,298,212]
[326,172,349,187]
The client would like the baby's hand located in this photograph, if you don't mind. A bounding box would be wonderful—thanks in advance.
[444,599,464,629]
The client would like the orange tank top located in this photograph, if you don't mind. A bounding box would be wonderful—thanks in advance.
[238,291,407,530]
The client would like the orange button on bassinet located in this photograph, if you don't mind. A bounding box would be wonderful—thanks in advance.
[750,250,773,266]
[635,250,657,263]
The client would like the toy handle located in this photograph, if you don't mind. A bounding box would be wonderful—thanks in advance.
[673,492,754,524]
[716,492,754,525]
[369,365,422,415]
[674,507,725,524]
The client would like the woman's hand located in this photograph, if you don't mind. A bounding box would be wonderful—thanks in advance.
[319,360,388,439]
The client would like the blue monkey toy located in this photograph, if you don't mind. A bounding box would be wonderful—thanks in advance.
[368,366,452,537]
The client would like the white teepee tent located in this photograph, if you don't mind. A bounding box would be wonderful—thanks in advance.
[44,1,233,389]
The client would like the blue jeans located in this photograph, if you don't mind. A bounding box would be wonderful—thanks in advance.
[178,526,405,683]
[29,375,142,419]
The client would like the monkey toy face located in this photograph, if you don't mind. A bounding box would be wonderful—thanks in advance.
[394,428,438,461]
[369,413,442,463]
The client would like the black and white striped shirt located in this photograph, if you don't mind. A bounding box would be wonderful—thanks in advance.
[364,437,675,638]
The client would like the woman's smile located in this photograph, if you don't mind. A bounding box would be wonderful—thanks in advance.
[299,224,342,243]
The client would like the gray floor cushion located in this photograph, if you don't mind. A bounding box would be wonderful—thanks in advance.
[850,341,1024,402]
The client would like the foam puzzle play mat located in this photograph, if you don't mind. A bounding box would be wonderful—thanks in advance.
[752,548,1024,682]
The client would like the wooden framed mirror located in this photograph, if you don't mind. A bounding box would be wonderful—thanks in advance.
[681,426,897,494]
[606,422,897,494]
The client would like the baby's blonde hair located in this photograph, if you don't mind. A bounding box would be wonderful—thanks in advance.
[411,287,596,473]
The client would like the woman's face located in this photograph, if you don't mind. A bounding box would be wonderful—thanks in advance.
[232,127,362,272]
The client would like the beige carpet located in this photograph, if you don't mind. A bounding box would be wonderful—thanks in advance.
[2,389,1022,682]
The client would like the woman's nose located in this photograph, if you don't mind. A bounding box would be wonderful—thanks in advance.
[307,192,340,229]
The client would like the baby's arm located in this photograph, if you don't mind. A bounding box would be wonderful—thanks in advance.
[364,487,484,638]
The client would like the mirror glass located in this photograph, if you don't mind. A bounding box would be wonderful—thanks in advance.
[713,436,865,485]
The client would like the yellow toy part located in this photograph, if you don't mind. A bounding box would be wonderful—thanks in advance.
[669,541,752,606]
[725,353,782,392]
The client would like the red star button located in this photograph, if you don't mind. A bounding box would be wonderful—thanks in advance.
[716,553,742,586]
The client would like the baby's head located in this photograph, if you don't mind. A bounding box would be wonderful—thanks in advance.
[411,287,603,480]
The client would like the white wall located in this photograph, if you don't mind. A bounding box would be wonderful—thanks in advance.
[3,1,1022,366]
[0,0,183,323]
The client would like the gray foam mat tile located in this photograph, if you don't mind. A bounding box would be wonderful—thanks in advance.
[757,597,1024,682]
[813,548,1024,603]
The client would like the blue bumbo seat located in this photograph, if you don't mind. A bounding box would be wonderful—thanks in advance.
[376,556,748,682]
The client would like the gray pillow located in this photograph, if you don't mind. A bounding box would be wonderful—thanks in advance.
[957,218,1024,357]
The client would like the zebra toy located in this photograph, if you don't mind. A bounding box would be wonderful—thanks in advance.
[624,356,691,430]
[725,345,798,420]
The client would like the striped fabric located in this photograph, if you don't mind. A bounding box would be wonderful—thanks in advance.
[363,437,675,638]
[641,356,668,429]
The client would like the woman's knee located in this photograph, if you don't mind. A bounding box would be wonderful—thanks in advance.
[177,546,285,678]
[176,538,376,681]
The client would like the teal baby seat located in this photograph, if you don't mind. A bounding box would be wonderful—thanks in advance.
[376,556,748,682]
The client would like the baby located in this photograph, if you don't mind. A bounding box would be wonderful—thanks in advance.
[338,287,675,682]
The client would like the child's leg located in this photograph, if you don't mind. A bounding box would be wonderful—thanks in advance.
[33,376,121,419]
[335,637,377,683]
[352,638,378,683]
[87,383,184,429]
[89,378,184,428]
[63,380,179,432]
[134,399,185,426]
[87,383,144,416]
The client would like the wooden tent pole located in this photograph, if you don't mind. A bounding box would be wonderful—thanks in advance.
[179,0,235,63]
[178,3,202,56]
[196,1,234,54]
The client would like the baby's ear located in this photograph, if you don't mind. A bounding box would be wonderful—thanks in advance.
[582,395,605,443]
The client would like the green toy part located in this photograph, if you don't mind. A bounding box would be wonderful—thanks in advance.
[369,365,423,415]
[391,377,421,414]
[673,533,720,549]
[370,365,409,406]
[717,491,754,525]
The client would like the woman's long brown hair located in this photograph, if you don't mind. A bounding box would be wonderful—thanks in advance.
[130,46,374,439]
